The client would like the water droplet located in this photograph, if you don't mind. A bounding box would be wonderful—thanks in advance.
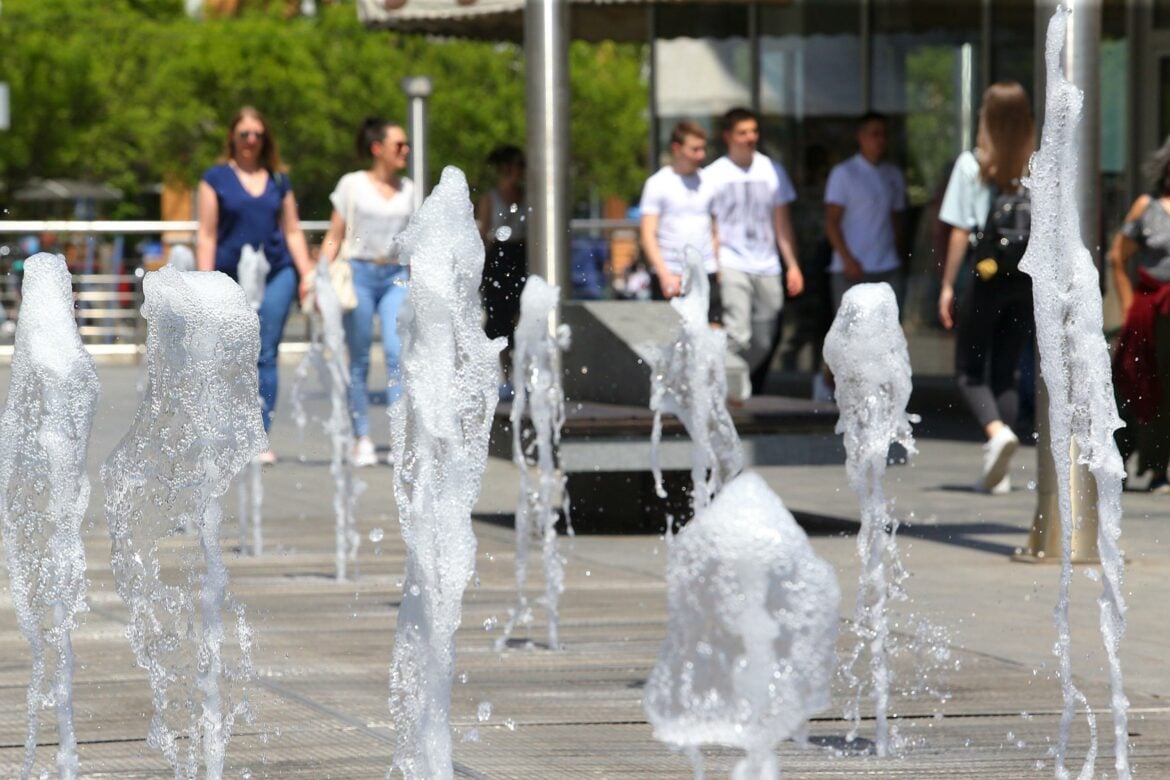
[504,718,517,731]
[494,226,513,242]
[369,527,385,543]
[477,701,492,722]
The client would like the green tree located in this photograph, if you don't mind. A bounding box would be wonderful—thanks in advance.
[0,0,648,220]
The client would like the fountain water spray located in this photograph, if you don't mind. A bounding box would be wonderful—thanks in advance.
[496,274,572,651]
[103,267,265,779]
[823,282,918,757]
[1020,7,1129,777]
[650,247,743,518]
[387,167,503,779]
[644,471,840,779]
[235,244,269,556]
[314,257,363,580]
[0,253,100,780]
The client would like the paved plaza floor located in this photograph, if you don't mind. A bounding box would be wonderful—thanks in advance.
[0,363,1167,778]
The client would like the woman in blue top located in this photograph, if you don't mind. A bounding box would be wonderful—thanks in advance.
[196,106,314,464]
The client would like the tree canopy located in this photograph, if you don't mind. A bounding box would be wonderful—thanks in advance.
[0,0,649,219]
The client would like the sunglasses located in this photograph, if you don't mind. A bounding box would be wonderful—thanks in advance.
[236,130,266,141]
[392,140,411,151]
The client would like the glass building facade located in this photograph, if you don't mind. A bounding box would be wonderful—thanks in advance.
[650,0,1131,372]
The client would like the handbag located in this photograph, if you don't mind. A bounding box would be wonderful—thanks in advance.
[328,175,360,313]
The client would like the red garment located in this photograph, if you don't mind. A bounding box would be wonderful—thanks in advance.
[1113,268,1170,423]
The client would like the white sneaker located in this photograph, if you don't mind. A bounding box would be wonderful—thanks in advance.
[981,475,1011,495]
[980,427,1019,492]
[352,436,378,468]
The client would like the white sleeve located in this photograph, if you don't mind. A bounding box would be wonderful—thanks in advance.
[890,167,907,211]
[824,165,847,206]
[938,152,980,230]
[773,163,797,206]
[639,174,664,216]
[329,173,351,217]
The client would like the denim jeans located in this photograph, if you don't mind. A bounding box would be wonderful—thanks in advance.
[343,260,410,438]
[258,263,298,432]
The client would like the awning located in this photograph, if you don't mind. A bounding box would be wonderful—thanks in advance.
[356,0,763,42]
[13,178,124,202]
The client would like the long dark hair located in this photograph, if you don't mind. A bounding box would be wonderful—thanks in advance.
[975,82,1034,191]
[220,106,285,173]
[356,117,401,161]
[1144,135,1170,197]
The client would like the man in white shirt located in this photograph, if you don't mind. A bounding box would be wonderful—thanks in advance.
[639,120,721,323]
[706,107,804,392]
[824,112,907,312]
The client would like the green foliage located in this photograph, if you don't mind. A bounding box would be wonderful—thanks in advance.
[0,1,648,219]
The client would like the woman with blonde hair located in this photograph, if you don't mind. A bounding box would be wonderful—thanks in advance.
[197,106,314,464]
[937,81,1035,493]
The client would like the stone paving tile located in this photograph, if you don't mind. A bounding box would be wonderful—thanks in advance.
[0,364,1165,777]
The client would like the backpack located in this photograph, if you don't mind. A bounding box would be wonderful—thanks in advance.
[971,183,1031,281]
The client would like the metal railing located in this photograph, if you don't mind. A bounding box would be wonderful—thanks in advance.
[0,218,637,351]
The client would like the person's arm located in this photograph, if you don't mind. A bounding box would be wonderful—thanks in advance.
[773,203,803,296]
[710,215,720,279]
[937,225,970,330]
[825,202,862,280]
[1110,195,1150,320]
[639,213,681,297]
[280,190,315,302]
[195,180,218,272]
[319,209,346,265]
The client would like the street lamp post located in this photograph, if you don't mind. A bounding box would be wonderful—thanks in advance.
[400,75,433,211]
[524,0,570,295]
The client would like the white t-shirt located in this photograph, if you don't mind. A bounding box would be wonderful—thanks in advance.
[705,152,796,276]
[638,165,717,274]
[329,171,416,264]
[938,150,991,234]
[823,153,907,274]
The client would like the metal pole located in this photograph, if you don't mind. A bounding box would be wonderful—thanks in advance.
[525,0,570,295]
[1015,0,1103,564]
[400,75,433,211]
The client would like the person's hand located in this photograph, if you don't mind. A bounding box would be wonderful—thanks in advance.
[843,256,864,281]
[659,270,683,298]
[785,265,804,297]
[938,285,955,330]
[298,273,315,305]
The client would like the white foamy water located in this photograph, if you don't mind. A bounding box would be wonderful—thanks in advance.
[823,282,918,757]
[0,253,100,780]
[1019,8,1129,777]
[497,274,572,651]
[235,244,268,557]
[236,245,269,313]
[387,167,503,779]
[650,247,743,517]
[644,471,840,779]
[102,267,266,779]
[236,460,263,556]
[314,256,362,581]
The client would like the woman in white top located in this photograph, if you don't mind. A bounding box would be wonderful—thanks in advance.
[320,118,415,467]
[937,82,1034,493]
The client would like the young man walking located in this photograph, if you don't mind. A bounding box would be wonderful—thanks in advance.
[638,120,721,324]
[705,107,804,398]
[824,111,907,311]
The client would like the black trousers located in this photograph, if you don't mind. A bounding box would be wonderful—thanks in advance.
[481,241,528,341]
[954,271,1034,429]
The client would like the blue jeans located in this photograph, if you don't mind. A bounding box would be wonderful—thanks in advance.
[258,263,298,432]
[343,261,409,438]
